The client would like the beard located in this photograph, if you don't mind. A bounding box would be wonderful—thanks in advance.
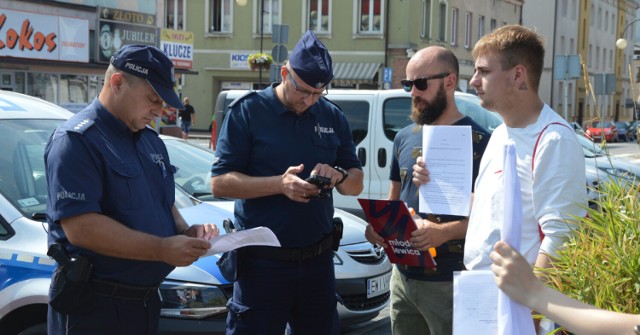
[410,83,448,125]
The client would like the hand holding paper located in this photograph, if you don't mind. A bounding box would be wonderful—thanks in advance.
[419,125,472,216]
[204,227,281,256]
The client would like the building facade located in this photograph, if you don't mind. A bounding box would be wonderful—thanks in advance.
[524,0,639,127]
[0,0,171,112]
[178,0,523,131]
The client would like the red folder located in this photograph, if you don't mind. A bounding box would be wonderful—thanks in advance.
[358,199,437,268]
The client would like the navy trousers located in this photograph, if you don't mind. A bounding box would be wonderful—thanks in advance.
[225,249,340,335]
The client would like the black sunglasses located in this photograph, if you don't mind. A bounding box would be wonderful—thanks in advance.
[401,73,450,92]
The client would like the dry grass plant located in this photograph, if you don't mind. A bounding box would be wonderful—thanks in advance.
[539,61,640,334]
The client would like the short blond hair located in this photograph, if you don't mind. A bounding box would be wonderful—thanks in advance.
[472,25,545,91]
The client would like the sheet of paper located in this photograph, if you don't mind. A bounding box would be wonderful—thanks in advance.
[205,226,281,256]
[419,125,472,216]
[499,141,536,335]
[453,270,498,335]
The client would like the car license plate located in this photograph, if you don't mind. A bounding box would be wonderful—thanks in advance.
[367,271,391,298]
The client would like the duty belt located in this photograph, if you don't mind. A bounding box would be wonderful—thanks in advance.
[91,277,159,301]
[245,233,333,262]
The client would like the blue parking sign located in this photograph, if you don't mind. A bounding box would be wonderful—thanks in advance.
[383,67,392,84]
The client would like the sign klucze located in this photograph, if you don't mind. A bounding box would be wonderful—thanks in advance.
[0,8,89,62]
[160,28,194,69]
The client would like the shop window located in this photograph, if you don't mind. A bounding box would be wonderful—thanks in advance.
[27,73,57,103]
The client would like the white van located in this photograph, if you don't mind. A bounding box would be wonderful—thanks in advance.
[214,89,503,215]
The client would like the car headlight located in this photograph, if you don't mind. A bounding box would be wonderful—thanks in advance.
[159,280,228,319]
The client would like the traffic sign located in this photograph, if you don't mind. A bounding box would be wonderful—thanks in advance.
[272,45,288,63]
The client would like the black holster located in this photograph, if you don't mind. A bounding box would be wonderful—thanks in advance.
[332,217,344,251]
[217,248,244,282]
[48,243,94,315]
[217,219,244,282]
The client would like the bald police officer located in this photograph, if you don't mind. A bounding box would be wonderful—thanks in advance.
[211,31,364,335]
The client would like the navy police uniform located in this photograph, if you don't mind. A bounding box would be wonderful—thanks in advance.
[389,117,490,281]
[45,45,183,335]
[211,31,362,335]
[46,99,177,334]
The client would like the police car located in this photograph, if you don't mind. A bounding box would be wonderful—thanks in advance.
[0,90,390,334]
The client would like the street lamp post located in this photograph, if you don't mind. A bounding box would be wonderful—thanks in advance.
[616,17,640,122]
[616,18,640,50]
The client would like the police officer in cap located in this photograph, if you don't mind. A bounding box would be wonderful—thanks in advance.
[211,31,364,335]
[45,44,219,334]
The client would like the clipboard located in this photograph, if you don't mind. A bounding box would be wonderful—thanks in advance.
[358,199,437,268]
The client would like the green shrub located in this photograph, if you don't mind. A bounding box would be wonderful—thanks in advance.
[544,179,640,316]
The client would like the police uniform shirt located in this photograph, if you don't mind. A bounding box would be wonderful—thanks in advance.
[46,97,176,286]
[211,84,362,248]
[389,117,490,281]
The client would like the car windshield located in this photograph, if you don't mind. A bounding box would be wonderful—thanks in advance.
[615,122,628,130]
[162,137,217,200]
[591,121,614,128]
[0,119,61,219]
[0,119,202,220]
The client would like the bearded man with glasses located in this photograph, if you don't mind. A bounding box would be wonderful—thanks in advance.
[365,46,491,335]
[211,30,363,335]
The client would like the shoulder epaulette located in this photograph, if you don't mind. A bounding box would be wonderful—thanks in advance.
[321,97,343,112]
[66,118,95,134]
[228,90,257,108]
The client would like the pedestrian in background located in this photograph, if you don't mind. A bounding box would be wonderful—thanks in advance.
[179,96,196,139]
[365,46,490,335]
[211,30,364,335]
[45,44,218,335]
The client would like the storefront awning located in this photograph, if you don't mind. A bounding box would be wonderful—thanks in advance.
[332,62,381,85]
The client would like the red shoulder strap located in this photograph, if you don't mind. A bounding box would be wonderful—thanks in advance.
[532,122,572,241]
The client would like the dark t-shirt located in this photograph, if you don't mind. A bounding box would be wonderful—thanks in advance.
[179,104,195,122]
[389,116,491,281]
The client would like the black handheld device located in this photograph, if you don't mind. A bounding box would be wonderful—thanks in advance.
[305,174,332,198]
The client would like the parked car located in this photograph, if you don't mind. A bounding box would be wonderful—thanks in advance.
[614,121,632,142]
[570,121,586,136]
[576,133,640,186]
[626,120,638,142]
[585,121,618,142]
[161,135,393,326]
[0,90,237,334]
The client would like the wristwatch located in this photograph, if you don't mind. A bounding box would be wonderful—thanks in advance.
[334,166,349,185]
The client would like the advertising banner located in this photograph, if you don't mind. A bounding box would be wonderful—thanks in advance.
[0,8,89,62]
[160,28,193,69]
[97,21,157,63]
